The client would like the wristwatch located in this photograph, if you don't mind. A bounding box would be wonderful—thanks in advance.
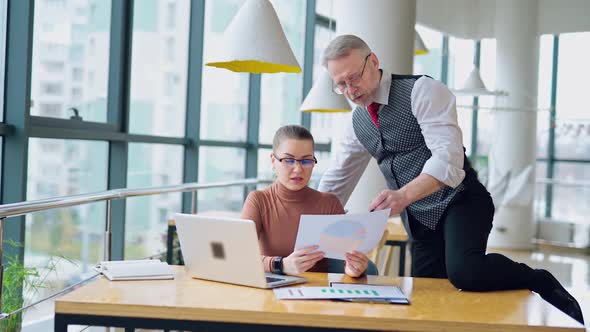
[272,256,284,274]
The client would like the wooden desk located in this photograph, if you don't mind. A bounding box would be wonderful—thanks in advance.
[54,267,584,332]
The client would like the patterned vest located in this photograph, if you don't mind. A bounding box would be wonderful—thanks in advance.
[352,74,474,230]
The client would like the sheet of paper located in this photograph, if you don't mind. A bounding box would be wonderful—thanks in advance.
[294,209,390,260]
[330,283,406,298]
[273,285,401,300]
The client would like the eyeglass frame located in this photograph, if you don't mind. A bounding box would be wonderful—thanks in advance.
[332,53,372,95]
[273,154,318,168]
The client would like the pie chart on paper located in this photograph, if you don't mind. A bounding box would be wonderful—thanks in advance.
[319,220,366,255]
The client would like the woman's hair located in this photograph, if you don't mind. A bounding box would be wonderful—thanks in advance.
[272,125,315,151]
[321,34,371,67]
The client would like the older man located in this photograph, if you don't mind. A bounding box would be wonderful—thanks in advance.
[318,34,583,324]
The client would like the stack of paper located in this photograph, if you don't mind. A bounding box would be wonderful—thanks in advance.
[94,259,174,281]
[273,283,409,304]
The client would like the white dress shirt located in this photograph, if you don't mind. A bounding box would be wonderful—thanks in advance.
[318,69,466,206]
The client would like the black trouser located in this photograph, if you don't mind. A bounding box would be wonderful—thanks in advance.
[409,177,535,291]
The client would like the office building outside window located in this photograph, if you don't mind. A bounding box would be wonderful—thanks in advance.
[30,0,111,122]
[128,0,190,137]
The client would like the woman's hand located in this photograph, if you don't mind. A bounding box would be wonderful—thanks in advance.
[282,245,325,275]
[344,250,369,277]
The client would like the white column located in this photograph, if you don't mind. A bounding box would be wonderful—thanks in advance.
[488,0,539,249]
[332,0,416,212]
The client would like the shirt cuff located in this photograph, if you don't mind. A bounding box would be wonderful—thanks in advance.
[421,156,465,188]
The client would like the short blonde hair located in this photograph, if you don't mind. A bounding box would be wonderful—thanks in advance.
[321,34,371,67]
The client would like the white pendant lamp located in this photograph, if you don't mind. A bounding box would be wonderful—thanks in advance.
[452,67,507,96]
[415,31,429,55]
[204,0,301,74]
[300,70,351,113]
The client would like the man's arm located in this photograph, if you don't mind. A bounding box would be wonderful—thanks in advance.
[317,116,371,206]
[368,77,465,215]
[412,76,466,188]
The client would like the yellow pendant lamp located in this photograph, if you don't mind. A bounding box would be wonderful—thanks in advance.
[204,0,301,74]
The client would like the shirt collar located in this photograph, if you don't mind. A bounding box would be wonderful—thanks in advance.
[373,68,392,106]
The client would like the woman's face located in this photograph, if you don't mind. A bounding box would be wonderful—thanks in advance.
[271,138,316,191]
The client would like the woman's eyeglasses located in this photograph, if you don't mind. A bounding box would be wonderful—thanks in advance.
[274,155,317,169]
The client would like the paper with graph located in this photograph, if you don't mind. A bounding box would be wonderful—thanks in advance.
[294,209,390,260]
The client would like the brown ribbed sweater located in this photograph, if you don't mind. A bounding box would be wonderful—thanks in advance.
[241,181,345,272]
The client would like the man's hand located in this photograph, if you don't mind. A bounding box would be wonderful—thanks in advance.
[282,245,324,275]
[368,189,410,216]
[344,250,369,277]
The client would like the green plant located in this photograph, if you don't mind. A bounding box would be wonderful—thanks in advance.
[1,240,74,332]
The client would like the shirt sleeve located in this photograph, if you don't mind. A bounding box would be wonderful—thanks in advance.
[317,115,372,206]
[411,76,466,188]
[241,192,274,272]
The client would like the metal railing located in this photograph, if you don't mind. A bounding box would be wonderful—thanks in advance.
[0,177,272,322]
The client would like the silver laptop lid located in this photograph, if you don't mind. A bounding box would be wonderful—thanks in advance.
[174,213,268,288]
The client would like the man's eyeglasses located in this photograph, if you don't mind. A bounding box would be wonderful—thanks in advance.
[332,53,371,95]
[274,155,318,169]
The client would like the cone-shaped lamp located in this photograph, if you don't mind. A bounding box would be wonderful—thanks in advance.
[415,31,429,55]
[300,71,351,113]
[452,67,507,96]
[204,0,301,74]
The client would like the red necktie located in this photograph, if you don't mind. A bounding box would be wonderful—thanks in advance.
[367,102,380,128]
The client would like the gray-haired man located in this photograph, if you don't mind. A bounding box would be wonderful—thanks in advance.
[318,34,583,324]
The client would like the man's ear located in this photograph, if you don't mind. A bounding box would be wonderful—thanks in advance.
[370,52,379,69]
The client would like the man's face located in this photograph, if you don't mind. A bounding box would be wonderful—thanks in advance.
[327,49,380,107]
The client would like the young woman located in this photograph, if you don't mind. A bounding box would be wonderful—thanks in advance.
[241,125,377,277]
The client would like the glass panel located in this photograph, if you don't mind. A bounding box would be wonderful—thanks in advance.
[555,32,590,160]
[533,161,547,221]
[30,0,112,121]
[198,146,246,213]
[551,163,590,227]
[200,0,248,142]
[125,143,183,259]
[310,24,336,144]
[413,24,443,80]
[259,0,306,144]
[24,138,108,325]
[449,37,475,156]
[128,0,190,137]
[315,0,334,18]
[0,0,6,121]
[536,35,554,159]
[476,38,496,169]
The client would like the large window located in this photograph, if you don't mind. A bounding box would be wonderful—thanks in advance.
[198,146,246,212]
[448,37,475,156]
[555,32,590,160]
[128,0,190,137]
[258,0,306,144]
[536,35,554,159]
[25,138,108,324]
[200,0,248,142]
[125,143,183,259]
[0,0,6,121]
[30,0,112,122]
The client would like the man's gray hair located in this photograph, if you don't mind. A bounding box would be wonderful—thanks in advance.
[321,34,371,67]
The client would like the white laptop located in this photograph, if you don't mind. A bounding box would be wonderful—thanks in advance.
[174,213,306,289]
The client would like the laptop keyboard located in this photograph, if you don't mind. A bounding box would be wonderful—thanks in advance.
[266,276,285,283]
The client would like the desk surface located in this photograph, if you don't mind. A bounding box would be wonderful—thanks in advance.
[55,267,583,332]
